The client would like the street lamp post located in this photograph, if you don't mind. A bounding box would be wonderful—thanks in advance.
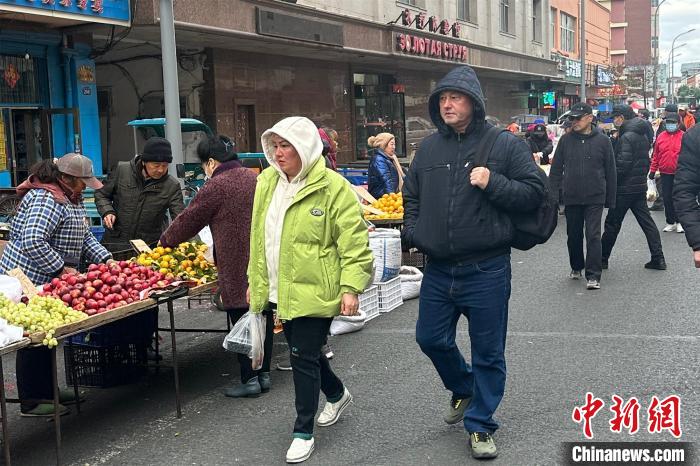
[668,49,682,104]
[669,29,696,104]
[652,0,667,109]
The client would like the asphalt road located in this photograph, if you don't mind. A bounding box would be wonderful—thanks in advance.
[1,209,698,465]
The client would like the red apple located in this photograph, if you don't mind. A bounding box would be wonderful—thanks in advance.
[126,298,133,304]
[98,264,108,273]
[61,293,72,304]
[76,275,86,284]
[105,276,117,286]
[85,308,97,316]
[86,271,99,280]
[100,285,110,294]
[88,263,99,272]
[66,275,78,286]
[93,279,103,288]
[86,299,99,309]
[69,289,81,299]
[81,290,91,299]
[111,284,122,294]
[120,290,129,300]
[124,268,133,276]
[42,283,52,292]
[61,273,71,281]
[97,300,106,308]
[94,292,104,300]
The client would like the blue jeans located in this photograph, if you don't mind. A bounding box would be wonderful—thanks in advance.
[416,254,511,434]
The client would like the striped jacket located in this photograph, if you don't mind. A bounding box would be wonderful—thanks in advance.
[0,189,111,285]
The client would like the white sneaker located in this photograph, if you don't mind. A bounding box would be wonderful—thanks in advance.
[676,223,685,233]
[286,438,315,463]
[663,223,677,232]
[316,387,353,427]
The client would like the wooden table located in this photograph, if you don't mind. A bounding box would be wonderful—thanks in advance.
[0,338,31,466]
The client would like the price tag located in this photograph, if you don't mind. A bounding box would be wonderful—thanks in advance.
[130,239,152,254]
[7,268,38,298]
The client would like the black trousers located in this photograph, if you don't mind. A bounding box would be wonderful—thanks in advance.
[565,204,604,281]
[602,194,664,260]
[283,317,344,436]
[660,174,677,224]
[226,308,274,383]
[16,347,53,412]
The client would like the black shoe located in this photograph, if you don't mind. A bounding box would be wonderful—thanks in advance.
[602,258,608,270]
[224,377,262,398]
[645,258,667,270]
[259,372,271,393]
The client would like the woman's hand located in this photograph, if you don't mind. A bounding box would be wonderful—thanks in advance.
[340,293,359,316]
[246,287,250,304]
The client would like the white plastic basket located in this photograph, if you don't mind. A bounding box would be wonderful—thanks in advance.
[375,277,403,313]
[359,286,380,322]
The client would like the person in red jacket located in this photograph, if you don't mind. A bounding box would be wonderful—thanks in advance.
[160,135,271,399]
[650,113,685,233]
[679,107,695,130]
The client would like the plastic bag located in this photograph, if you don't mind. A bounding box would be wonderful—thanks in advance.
[197,227,215,263]
[0,275,23,303]
[647,179,658,203]
[330,309,366,336]
[222,311,266,370]
[369,228,402,283]
[399,266,423,300]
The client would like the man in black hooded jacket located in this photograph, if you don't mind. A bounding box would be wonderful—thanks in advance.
[402,65,544,459]
[600,105,666,270]
[673,125,700,268]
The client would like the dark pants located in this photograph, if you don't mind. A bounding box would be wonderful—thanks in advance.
[565,205,604,281]
[17,347,53,412]
[283,317,344,437]
[660,174,677,224]
[602,194,664,260]
[415,254,511,434]
[226,308,274,383]
[651,177,664,210]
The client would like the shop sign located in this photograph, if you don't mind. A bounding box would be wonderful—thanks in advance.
[3,63,19,89]
[395,33,468,62]
[542,91,556,109]
[81,86,91,96]
[597,85,626,97]
[596,66,613,87]
[563,58,582,80]
[0,0,130,25]
[401,9,461,38]
[78,65,94,83]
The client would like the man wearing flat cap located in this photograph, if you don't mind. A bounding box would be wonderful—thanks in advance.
[95,136,184,252]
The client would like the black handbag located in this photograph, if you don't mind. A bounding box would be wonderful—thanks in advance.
[473,125,558,251]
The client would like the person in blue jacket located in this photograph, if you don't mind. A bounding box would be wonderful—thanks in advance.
[367,133,403,198]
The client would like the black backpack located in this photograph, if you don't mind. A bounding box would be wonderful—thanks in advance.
[474,125,558,251]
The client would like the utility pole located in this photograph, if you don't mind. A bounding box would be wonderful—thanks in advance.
[159,0,183,180]
[653,0,667,110]
[580,0,586,102]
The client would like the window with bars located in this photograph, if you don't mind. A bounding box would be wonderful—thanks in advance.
[458,0,477,23]
[560,12,576,53]
[398,0,425,7]
[0,55,48,105]
[500,0,514,34]
[532,0,542,42]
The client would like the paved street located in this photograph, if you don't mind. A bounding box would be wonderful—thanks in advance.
[2,209,699,465]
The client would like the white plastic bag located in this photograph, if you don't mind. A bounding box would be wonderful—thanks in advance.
[222,311,266,370]
[399,266,423,300]
[0,276,22,303]
[646,179,658,202]
[369,228,402,283]
[197,227,215,263]
[330,309,367,336]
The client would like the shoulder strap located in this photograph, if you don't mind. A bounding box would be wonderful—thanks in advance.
[474,124,506,168]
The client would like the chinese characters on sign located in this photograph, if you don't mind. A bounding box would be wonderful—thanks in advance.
[596,65,614,87]
[0,0,128,24]
[573,393,682,439]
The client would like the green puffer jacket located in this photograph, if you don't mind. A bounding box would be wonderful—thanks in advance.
[95,157,184,252]
[248,157,373,321]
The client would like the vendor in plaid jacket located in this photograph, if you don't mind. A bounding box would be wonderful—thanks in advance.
[0,154,111,417]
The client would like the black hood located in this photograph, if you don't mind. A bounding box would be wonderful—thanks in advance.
[620,117,647,137]
[429,66,486,134]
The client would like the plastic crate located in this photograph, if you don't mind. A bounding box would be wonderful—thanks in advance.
[359,286,379,322]
[67,311,156,347]
[90,225,105,242]
[402,251,426,269]
[375,277,403,313]
[64,342,148,388]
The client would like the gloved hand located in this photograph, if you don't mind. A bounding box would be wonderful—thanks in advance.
[648,172,656,180]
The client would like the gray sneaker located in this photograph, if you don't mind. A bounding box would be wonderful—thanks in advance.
[444,396,471,425]
[470,432,497,459]
[276,359,292,371]
[586,279,601,290]
[569,270,582,280]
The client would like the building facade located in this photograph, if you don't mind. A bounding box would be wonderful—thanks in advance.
[603,0,653,66]
[90,0,561,165]
[0,1,130,187]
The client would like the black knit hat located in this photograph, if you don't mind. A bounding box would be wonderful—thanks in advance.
[141,137,173,163]
[612,104,636,120]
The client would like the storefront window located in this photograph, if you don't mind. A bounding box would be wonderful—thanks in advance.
[0,55,47,105]
[353,73,406,160]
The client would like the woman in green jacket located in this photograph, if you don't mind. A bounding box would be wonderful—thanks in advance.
[248,117,373,464]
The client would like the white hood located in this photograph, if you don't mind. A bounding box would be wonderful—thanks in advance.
[261,117,323,183]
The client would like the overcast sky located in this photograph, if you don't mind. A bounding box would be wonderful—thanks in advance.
[658,2,700,76]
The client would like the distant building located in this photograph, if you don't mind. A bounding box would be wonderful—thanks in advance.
[681,62,700,77]
[599,0,653,66]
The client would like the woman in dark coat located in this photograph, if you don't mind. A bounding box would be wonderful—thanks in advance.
[525,124,554,164]
[367,133,403,198]
[159,135,271,398]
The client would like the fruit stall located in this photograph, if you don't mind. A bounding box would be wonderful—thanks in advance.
[0,240,219,465]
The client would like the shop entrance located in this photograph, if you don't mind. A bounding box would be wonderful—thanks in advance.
[0,108,80,186]
[353,73,406,160]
